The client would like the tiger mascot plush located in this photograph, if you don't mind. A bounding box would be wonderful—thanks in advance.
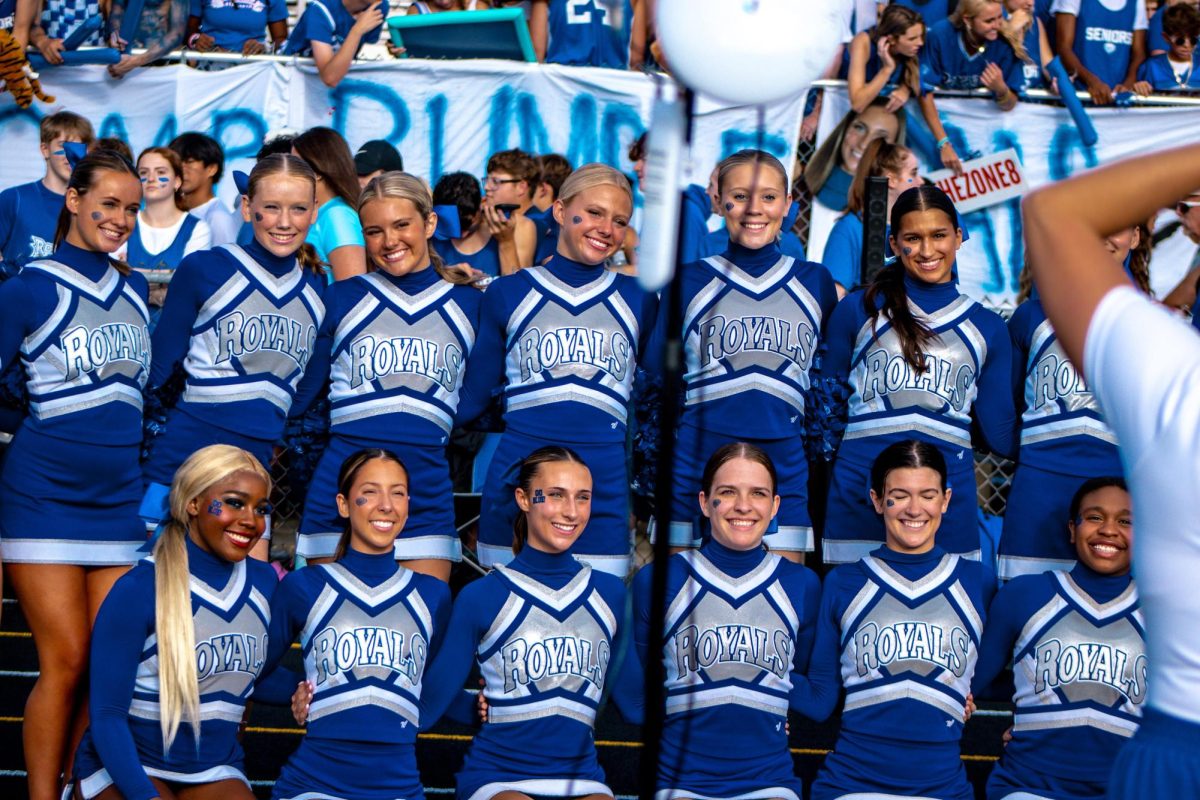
[0,29,55,108]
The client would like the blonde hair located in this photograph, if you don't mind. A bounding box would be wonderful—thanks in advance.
[952,0,1028,62]
[357,171,473,285]
[153,445,271,752]
[557,163,633,208]
[246,154,324,276]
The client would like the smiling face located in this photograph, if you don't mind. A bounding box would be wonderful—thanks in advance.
[515,460,593,555]
[699,457,780,551]
[872,466,950,555]
[361,196,436,277]
[891,207,962,284]
[1069,485,1133,576]
[336,457,410,556]
[967,2,1005,41]
[243,174,317,259]
[841,106,901,174]
[65,170,142,253]
[552,184,631,265]
[137,151,180,205]
[187,470,271,562]
[720,162,790,250]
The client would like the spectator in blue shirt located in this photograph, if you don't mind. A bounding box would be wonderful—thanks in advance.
[1138,3,1200,89]
[1147,0,1199,55]
[1052,0,1149,104]
[25,0,104,64]
[283,0,387,86]
[1003,0,1055,91]
[922,0,1024,110]
[185,0,287,54]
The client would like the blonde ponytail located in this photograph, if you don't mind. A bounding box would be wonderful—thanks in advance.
[152,444,271,752]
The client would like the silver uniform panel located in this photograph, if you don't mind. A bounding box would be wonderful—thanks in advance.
[1020,318,1117,448]
[1012,572,1146,737]
[22,260,150,420]
[683,256,823,413]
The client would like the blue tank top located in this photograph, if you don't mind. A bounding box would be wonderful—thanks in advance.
[1071,0,1140,88]
[546,0,632,68]
[125,214,201,273]
[432,236,502,278]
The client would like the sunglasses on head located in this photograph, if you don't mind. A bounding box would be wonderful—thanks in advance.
[1178,201,1200,214]
[1168,34,1199,46]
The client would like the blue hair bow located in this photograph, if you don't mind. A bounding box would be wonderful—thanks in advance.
[433,204,461,240]
[233,170,250,195]
[63,141,89,169]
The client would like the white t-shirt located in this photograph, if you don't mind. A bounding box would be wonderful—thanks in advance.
[116,211,212,263]
[1085,285,1200,724]
[192,196,242,247]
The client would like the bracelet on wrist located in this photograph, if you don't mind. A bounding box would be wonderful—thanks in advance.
[936,136,951,149]
[187,33,200,48]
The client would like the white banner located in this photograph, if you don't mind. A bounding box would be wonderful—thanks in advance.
[0,60,806,219]
[812,88,1200,306]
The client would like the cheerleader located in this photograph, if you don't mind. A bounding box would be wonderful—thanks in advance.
[1023,141,1200,796]
[997,223,1150,580]
[974,477,1144,799]
[71,445,277,800]
[619,442,820,800]
[122,147,213,317]
[796,440,988,800]
[457,164,656,576]
[293,172,482,581]
[812,184,1016,564]
[142,153,326,560]
[0,149,149,800]
[420,446,625,800]
[266,448,452,800]
[660,150,837,558]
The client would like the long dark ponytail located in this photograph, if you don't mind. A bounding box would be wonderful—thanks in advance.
[511,446,589,555]
[863,185,960,373]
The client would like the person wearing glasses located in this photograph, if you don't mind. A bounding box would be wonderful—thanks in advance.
[1138,4,1200,89]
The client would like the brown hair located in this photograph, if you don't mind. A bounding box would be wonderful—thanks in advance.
[93,137,134,162]
[536,154,573,201]
[1164,3,1200,40]
[357,171,475,285]
[872,4,925,97]
[40,110,94,147]
[716,149,790,196]
[700,442,778,496]
[332,448,409,561]
[511,446,589,555]
[292,127,361,211]
[487,148,539,198]
[846,140,913,215]
[137,146,188,211]
[53,149,139,274]
[245,154,323,276]
[802,98,908,197]
[1017,219,1153,303]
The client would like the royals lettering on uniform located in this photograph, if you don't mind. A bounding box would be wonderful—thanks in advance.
[858,350,974,411]
[1084,26,1133,45]
[348,334,462,391]
[673,623,793,679]
[697,314,817,370]
[516,326,631,382]
[61,322,150,380]
[501,635,610,692]
[195,632,265,679]
[311,626,428,686]
[28,236,53,261]
[215,311,317,369]
[1034,638,1148,703]
[854,620,971,677]
[1031,351,1089,409]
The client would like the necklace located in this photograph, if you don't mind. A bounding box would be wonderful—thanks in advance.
[1172,58,1194,88]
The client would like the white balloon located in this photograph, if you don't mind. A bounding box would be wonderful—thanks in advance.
[656,0,844,105]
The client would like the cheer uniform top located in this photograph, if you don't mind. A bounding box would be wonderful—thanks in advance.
[921,18,1025,93]
[1083,287,1200,797]
[999,292,1122,580]
[812,271,1016,563]
[1051,0,1147,89]
[543,0,632,68]
[796,546,987,800]
[191,0,287,51]
[421,545,625,800]
[0,243,150,564]
[620,540,821,800]
[72,537,277,800]
[264,549,451,800]
[662,242,836,553]
[0,180,63,276]
[283,0,385,55]
[974,564,1145,799]
[457,254,656,573]
[293,266,483,561]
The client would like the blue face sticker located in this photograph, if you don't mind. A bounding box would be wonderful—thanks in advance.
[902,247,913,256]
[52,149,66,157]
[354,496,368,506]
[207,499,223,516]
[91,212,103,221]
[725,202,734,212]
[885,499,895,507]
[157,176,171,183]
[254,212,264,222]
[533,488,546,504]
[712,499,721,508]
[571,216,583,225]
[139,176,149,183]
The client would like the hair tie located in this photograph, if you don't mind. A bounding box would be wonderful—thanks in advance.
[233,170,250,195]
[63,141,89,170]
[433,205,461,240]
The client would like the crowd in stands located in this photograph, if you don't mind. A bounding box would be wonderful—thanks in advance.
[1,3,1200,800]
